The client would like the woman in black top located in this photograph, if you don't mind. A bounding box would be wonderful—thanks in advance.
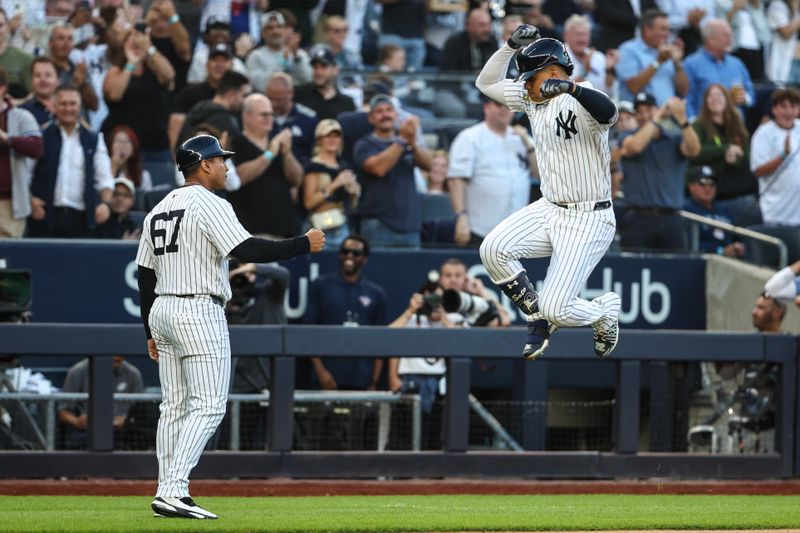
[303,119,360,246]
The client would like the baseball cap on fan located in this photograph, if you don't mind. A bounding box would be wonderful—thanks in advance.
[618,100,635,115]
[114,177,136,196]
[208,43,233,59]
[688,165,717,185]
[310,47,336,67]
[368,94,394,112]
[634,92,657,109]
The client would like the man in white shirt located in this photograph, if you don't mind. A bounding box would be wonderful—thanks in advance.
[563,14,618,98]
[448,95,536,246]
[750,87,800,227]
[245,10,311,93]
[29,84,114,237]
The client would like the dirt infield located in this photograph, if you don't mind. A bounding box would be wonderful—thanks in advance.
[2,479,800,496]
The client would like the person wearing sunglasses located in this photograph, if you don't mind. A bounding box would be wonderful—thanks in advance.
[304,234,388,391]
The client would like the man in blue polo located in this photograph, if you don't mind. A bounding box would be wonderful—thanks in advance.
[616,8,689,106]
[353,94,432,248]
[617,92,701,252]
[304,234,388,390]
[265,72,317,165]
[683,19,754,119]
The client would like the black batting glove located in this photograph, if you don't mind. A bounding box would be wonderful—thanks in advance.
[540,79,576,99]
[507,24,541,49]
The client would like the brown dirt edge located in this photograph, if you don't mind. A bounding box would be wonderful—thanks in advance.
[2,479,800,497]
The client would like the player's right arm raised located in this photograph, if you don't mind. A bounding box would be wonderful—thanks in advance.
[475,25,539,104]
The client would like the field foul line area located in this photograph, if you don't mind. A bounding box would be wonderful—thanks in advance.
[2,479,800,496]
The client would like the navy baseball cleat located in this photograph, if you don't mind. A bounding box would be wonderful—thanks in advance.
[522,319,557,360]
[151,496,218,519]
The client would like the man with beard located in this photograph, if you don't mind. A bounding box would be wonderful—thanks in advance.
[304,234,387,391]
[294,47,355,121]
[354,94,431,248]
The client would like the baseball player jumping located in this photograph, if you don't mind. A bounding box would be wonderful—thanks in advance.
[475,26,621,360]
[136,135,325,519]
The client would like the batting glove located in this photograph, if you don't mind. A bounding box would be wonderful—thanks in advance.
[507,24,541,49]
[540,79,576,99]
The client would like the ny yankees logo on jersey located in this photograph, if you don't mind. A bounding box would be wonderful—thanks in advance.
[555,110,578,140]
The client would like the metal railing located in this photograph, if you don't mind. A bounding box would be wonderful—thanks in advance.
[680,210,789,267]
[0,391,423,452]
[0,324,797,479]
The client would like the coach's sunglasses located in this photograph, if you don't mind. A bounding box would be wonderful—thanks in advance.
[339,248,364,257]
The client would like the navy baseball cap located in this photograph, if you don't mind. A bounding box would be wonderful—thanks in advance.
[310,47,336,66]
[688,165,716,185]
[208,43,233,59]
[634,92,657,108]
[368,94,394,112]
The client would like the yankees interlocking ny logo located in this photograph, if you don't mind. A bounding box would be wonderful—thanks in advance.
[555,109,578,140]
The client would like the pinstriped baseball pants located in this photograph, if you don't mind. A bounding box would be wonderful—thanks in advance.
[480,198,616,327]
[149,295,231,498]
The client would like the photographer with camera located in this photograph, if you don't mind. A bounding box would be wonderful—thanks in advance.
[437,258,511,328]
[224,259,290,450]
[386,277,456,450]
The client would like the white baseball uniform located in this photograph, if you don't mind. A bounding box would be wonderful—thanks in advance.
[136,183,250,498]
[475,44,620,329]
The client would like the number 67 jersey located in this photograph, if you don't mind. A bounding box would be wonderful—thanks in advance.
[136,184,252,305]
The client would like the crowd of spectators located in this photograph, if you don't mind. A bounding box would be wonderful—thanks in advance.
[0,0,796,256]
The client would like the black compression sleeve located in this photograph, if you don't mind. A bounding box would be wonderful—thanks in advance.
[137,266,157,340]
[230,236,311,263]
[572,85,617,124]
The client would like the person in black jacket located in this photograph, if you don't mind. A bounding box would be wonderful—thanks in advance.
[594,0,658,52]
[439,7,498,72]
[176,70,250,145]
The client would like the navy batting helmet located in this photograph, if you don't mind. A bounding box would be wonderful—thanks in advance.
[175,135,235,172]
[515,38,574,82]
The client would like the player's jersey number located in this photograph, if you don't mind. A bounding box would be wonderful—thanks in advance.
[151,210,186,256]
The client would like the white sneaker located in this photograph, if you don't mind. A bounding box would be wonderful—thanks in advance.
[592,292,621,358]
[151,496,218,519]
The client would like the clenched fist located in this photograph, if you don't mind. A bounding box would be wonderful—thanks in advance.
[508,24,541,50]
[306,228,326,253]
[540,79,574,99]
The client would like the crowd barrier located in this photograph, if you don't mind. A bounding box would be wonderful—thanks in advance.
[0,323,797,479]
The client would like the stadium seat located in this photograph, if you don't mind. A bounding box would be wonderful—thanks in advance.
[128,211,147,230]
[744,224,800,268]
[143,161,177,188]
[420,193,454,222]
[144,185,174,211]
[420,193,455,245]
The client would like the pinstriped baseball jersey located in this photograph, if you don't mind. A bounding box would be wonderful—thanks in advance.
[136,184,251,304]
[447,122,531,237]
[503,80,617,204]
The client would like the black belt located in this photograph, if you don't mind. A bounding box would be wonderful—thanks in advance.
[175,294,224,307]
[555,200,612,211]
[629,207,679,216]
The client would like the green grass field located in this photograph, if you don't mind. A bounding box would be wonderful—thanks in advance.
[1,495,799,532]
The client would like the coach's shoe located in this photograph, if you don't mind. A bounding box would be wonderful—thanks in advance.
[592,292,621,358]
[522,319,557,360]
[498,271,539,316]
[151,496,218,519]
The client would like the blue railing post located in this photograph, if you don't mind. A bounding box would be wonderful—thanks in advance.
[267,356,295,452]
[88,355,114,452]
[513,359,547,450]
[614,360,640,454]
[444,357,470,452]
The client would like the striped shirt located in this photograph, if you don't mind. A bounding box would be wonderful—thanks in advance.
[136,184,251,304]
[447,122,531,237]
[503,79,616,204]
